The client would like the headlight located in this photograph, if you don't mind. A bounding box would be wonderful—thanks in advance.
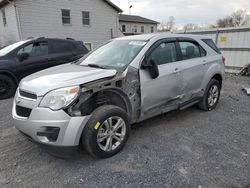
[40,86,80,110]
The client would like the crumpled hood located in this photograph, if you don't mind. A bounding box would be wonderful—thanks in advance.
[19,63,117,96]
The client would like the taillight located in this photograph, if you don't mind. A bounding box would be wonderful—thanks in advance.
[222,55,226,65]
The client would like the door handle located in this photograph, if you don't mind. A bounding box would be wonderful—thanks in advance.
[203,60,208,66]
[173,68,179,74]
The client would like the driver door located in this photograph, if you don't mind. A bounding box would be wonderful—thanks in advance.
[139,39,183,120]
[15,41,49,79]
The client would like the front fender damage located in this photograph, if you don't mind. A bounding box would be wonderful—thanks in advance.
[65,66,141,124]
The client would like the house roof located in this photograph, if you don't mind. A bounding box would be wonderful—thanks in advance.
[119,14,159,24]
[0,0,123,12]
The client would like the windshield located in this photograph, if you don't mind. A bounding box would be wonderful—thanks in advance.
[0,40,29,56]
[80,40,147,68]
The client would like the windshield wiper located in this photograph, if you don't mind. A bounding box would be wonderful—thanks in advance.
[87,64,106,69]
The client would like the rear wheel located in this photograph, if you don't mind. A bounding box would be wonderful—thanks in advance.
[198,79,221,111]
[82,105,130,158]
[0,75,16,100]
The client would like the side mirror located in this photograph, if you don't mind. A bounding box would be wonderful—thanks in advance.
[141,59,159,79]
[18,53,29,62]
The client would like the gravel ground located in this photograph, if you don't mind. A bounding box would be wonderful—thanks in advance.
[0,75,250,188]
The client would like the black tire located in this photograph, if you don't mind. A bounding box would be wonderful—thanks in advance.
[0,74,17,100]
[198,79,221,111]
[82,105,130,158]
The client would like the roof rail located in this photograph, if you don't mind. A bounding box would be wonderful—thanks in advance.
[66,37,75,40]
[37,37,45,40]
[26,37,35,40]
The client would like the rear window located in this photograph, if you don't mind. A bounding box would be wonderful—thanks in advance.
[202,39,221,54]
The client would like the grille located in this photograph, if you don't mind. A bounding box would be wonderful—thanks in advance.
[16,105,32,118]
[19,89,37,100]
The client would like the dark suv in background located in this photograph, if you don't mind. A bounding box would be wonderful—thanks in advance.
[0,38,89,99]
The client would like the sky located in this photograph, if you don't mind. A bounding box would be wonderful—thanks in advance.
[110,0,250,28]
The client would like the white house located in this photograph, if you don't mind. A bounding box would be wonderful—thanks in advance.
[119,14,159,36]
[0,0,122,50]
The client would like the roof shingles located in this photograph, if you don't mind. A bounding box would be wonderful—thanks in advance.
[119,14,159,24]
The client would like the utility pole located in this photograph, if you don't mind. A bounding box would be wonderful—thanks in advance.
[129,5,132,15]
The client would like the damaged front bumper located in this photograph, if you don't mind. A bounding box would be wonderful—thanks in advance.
[12,91,91,157]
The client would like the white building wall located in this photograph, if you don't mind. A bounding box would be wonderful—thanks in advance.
[119,21,157,35]
[12,0,119,49]
[0,3,20,47]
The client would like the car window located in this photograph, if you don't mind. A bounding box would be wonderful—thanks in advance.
[179,41,205,60]
[202,39,221,54]
[52,41,75,53]
[17,42,48,57]
[149,42,177,65]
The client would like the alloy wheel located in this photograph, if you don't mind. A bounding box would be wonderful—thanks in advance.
[97,116,126,152]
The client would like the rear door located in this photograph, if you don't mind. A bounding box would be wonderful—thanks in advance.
[15,40,49,79]
[47,40,78,66]
[176,38,207,103]
[140,38,183,119]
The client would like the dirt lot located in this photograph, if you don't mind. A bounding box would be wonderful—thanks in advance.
[0,75,250,188]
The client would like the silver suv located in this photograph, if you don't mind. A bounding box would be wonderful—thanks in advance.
[12,34,224,158]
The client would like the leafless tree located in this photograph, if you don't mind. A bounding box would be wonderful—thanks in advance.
[159,16,175,32]
[231,9,249,26]
[183,23,200,31]
[217,9,250,28]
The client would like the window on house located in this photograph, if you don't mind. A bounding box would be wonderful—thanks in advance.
[151,26,154,33]
[82,11,90,25]
[61,9,71,25]
[134,25,137,33]
[84,43,92,51]
[2,9,7,26]
[141,26,144,33]
[122,25,126,32]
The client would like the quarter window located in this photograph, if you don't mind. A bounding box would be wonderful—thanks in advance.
[61,9,71,25]
[84,43,92,51]
[2,9,7,26]
[179,41,205,60]
[82,11,90,25]
[149,42,177,65]
[17,42,48,57]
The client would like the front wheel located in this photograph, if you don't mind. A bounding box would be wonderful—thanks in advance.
[198,79,221,111]
[0,75,17,100]
[82,105,130,158]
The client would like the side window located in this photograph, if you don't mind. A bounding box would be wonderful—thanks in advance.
[149,42,177,65]
[52,41,75,53]
[179,41,205,60]
[17,42,48,57]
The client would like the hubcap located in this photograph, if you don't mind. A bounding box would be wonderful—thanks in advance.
[208,85,219,107]
[97,116,126,152]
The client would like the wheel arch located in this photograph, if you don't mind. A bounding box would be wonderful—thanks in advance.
[0,70,18,85]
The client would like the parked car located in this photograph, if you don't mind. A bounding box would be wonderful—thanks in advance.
[0,38,89,99]
[12,34,224,158]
